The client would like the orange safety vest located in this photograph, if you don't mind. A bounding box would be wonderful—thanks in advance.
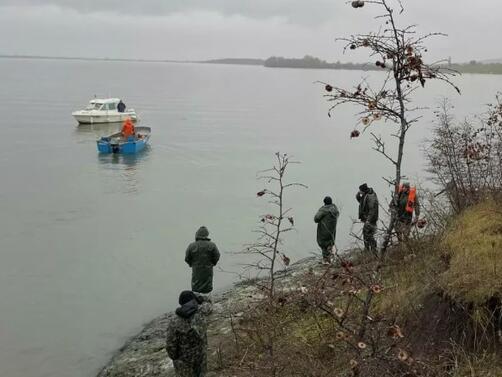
[121,120,135,138]
[399,185,417,214]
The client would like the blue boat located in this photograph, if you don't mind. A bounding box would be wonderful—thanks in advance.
[97,126,151,154]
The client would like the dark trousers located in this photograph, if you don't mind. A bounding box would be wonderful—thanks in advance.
[363,222,377,252]
[395,218,412,242]
[318,243,333,259]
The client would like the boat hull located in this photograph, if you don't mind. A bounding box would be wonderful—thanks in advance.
[73,111,137,124]
[97,126,151,154]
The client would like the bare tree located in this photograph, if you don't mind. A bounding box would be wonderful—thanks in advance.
[320,0,459,252]
[240,152,307,299]
[232,153,307,377]
[425,94,502,211]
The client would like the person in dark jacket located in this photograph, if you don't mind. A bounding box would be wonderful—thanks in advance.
[166,291,211,377]
[185,226,220,294]
[117,100,126,113]
[356,183,379,252]
[314,196,340,264]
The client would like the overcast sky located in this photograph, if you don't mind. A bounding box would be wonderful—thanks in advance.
[0,0,500,62]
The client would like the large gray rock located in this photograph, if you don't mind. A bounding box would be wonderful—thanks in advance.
[96,257,319,377]
[97,313,174,377]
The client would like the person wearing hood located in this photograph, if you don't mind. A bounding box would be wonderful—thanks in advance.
[166,290,211,377]
[356,183,379,252]
[185,226,220,294]
[314,196,340,264]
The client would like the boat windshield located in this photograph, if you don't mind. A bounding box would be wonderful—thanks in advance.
[85,102,104,110]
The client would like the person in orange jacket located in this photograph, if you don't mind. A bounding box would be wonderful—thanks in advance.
[121,118,135,139]
[395,182,420,242]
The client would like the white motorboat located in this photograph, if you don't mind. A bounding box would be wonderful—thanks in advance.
[72,98,138,124]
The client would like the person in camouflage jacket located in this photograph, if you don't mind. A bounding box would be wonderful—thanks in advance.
[166,291,212,377]
[185,226,220,294]
[356,183,379,252]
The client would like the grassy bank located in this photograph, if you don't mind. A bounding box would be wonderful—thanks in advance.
[208,201,501,377]
[96,201,501,377]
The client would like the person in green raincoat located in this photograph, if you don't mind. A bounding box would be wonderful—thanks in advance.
[185,226,220,294]
[314,196,339,264]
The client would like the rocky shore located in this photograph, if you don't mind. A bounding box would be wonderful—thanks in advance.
[96,257,320,377]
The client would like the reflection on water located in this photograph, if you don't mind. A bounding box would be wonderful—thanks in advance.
[97,148,151,194]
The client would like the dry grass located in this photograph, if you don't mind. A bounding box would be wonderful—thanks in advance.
[375,240,446,319]
[213,202,502,376]
[441,201,502,305]
[448,348,502,377]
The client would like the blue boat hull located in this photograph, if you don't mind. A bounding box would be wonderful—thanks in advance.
[97,127,151,154]
[97,138,148,154]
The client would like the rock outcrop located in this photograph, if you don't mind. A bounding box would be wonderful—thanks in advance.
[97,257,320,377]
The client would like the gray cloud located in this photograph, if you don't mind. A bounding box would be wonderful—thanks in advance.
[0,0,501,62]
[0,0,343,25]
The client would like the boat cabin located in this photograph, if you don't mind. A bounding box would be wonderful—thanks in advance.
[85,98,121,111]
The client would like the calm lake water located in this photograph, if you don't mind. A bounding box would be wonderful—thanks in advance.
[0,58,501,377]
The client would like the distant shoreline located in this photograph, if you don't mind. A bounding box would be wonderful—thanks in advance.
[2,54,502,75]
[0,54,193,64]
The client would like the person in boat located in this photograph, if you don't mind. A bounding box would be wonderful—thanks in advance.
[185,226,220,295]
[121,118,135,139]
[395,182,420,242]
[356,183,379,253]
[165,290,211,377]
[117,100,126,113]
[314,196,339,264]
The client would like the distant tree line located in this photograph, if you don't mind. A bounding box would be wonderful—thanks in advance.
[450,62,502,75]
[264,55,502,75]
[201,55,502,75]
[264,55,381,71]
[203,58,265,66]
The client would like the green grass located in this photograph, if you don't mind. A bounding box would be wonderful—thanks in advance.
[377,250,441,317]
[441,201,502,305]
